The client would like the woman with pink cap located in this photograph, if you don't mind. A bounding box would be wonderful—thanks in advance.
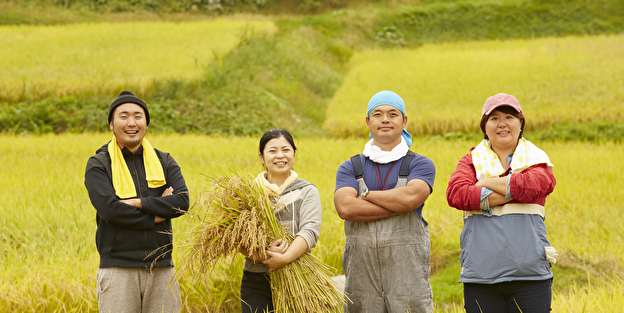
[446,93,557,312]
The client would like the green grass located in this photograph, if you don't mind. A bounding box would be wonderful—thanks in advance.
[0,18,275,103]
[324,34,624,137]
[0,1,226,26]
[552,276,624,312]
[2,0,624,138]
[1,133,623,311]
[0,17,346,136]
[2,1,624,310]
[144,28,345,136]
[387,0,624,45]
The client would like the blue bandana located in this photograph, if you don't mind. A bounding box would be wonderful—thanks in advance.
[367,90,413,147]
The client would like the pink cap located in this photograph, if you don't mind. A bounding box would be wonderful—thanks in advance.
[482,93,522,116]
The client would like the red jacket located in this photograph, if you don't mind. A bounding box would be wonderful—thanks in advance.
[447,152,556,211]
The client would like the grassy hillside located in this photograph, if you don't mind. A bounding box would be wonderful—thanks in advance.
[2,0,372,16]
[0,19,275,103]
[324,34,624,138]
[1,0,623,138]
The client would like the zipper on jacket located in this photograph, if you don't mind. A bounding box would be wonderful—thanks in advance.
[130,153,150,266]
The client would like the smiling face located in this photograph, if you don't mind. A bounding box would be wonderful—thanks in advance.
[484,108,522,152]
[109,102,147,153]
[260,136,295,184]
[366,105,407,151]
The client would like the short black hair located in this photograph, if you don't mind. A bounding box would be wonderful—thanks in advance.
[259,129,297,156]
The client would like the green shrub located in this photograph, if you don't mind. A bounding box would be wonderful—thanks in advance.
[437,122,624,143]
[528,121,624,143]
[2,0,623,137]
[0,96,108,134]
[385,0,624,45]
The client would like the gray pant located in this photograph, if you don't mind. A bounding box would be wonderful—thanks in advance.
[97,266,181,313]
[343,211,434,313]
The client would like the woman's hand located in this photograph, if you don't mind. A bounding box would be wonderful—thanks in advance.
[487,191,512,207]
[238,239,288,262]
[261,239,290,270]
[267,239,289,254]
[262,236,309,271]
[263,250,291,271]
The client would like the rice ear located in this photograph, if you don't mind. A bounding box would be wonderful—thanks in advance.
[177,173,346,312]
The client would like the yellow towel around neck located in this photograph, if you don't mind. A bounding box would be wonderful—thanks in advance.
[108,136,166,199]
[255,170,298,197]
[471,138,553,181]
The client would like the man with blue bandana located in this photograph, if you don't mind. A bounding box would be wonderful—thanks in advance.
[334,90,436,312]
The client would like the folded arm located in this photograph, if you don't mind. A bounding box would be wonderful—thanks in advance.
[447,154,555,211]
[510,164,556,203]
[447,154,493,211]
[85,166,155,230]
[334,187,402,222]
[366,179,431,213]
[137,155,190,219]
[120,187,173,223]
[476,176,512,207]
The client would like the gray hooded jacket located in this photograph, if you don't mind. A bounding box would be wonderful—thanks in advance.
[244,178,322,273]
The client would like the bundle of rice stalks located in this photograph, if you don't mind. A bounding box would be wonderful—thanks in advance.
[179,174,345,312]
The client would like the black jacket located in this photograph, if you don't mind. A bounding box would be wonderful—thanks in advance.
[84,143,189,269]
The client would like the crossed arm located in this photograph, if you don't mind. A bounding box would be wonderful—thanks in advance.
[120,187,173,223]
[475,176,512,207]
[478,164,556,206]
[334,179,431,222]
[447,154,556,210]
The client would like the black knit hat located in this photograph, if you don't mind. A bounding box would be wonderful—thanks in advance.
[108,91,150,126]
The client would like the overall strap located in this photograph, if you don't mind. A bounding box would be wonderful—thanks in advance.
[398,150,416,178]
[350,151,416,194]
[350,154,364,179]
[350,154,368,196]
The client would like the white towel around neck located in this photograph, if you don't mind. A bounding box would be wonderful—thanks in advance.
[362,137,410,164]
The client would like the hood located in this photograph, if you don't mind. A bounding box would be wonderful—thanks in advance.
[282,178,314,194]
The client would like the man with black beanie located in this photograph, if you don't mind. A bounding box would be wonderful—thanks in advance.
[84,91,189,313]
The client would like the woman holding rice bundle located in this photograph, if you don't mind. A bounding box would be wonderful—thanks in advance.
[446,93,557,313]
[239,128,323,313]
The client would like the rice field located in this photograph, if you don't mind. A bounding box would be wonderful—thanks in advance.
[2,17,624,312]
[0,18,275,103]
[324,34,624,137]
[1,133,623,312]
